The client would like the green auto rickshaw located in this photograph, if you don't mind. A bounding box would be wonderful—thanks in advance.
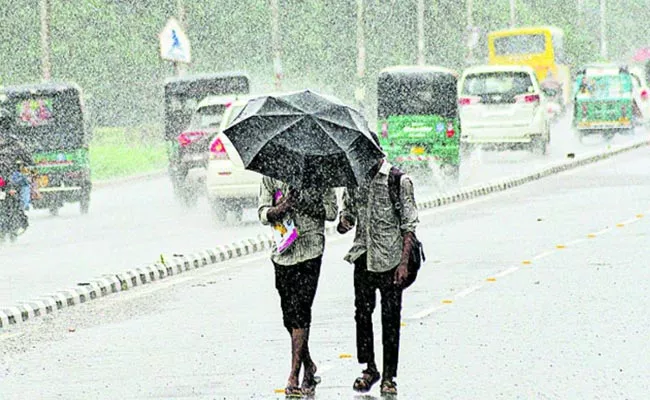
[0,83,92,215]
[377,66,461,179]
[572,64,637,141]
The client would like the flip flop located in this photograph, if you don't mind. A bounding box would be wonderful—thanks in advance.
[301,375,321,395]
[285,385,303,398]
[353,368,380,393]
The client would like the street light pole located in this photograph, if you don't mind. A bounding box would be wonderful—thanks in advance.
[355,0,365,109]
[40,0,51,81]
[271,0,282,90]
[600,0,607,59]
[509,0,515,27]
[417,0,425,65]
[467,0,474,62]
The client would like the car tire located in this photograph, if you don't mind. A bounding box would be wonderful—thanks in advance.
[531,137,547,155]
[211,198,227,222]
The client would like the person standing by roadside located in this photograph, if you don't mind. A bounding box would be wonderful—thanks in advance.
[337,157,419,396]
[258,177,337,396]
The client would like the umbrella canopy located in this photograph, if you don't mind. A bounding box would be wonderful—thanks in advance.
[222,90,384,189]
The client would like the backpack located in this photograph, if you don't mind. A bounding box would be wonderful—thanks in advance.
[387,166,425,289]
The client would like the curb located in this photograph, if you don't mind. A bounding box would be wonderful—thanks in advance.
[2,139,648,330]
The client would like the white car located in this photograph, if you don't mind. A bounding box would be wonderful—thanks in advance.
[205,96,262,221]
[458,65,551,154]
[181,95,237,206]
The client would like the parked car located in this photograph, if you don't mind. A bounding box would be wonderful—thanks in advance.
[458,65,551,155]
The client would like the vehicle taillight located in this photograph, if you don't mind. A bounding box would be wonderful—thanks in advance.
[446,122,455,138]
[581,103,588,118]
[642,89,649,101]
[0,176,5,187]
[209,137,229,160]
[458,96,480,106]
[516,94,540,104]
[177,131,207,147]
[381,122,388,138]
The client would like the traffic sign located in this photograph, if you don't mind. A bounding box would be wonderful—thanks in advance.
[159,17,191,64]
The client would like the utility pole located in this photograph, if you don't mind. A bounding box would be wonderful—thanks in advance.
[355,0,365,110]
[40,0,52,81]
[467,0,474,63]
[509,0,516,27]
[600,0,607,59]
[271,0,282,90]
[417,0,425,65]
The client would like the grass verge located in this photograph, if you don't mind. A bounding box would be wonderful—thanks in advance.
[89,126,168,182]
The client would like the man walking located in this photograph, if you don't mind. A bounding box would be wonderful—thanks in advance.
[338,158,419,395]
[258,178,337,396]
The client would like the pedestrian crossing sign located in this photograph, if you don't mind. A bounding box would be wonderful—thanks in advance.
[159,17,191,64]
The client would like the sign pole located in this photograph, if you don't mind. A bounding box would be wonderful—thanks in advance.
[176,0,185,76]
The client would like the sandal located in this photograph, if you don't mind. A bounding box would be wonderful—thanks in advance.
[352,368,380,393]
[301,375,321,395]
[284,385,304,398]
[380,379,397,395]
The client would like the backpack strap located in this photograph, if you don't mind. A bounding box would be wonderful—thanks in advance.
[387,166,404,221]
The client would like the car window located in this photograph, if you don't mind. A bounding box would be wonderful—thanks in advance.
[462,72,535,96]
[190,104,227,129]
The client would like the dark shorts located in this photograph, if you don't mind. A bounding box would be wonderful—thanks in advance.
[274,256,322,332]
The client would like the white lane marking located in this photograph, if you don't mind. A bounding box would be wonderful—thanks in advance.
[408,304,447,320]
[595,227,611,235]
[455,285,484,298]
[533,251,555,260]
[493,266,519,278]
[0,332,24,342]
[567,238,587,246]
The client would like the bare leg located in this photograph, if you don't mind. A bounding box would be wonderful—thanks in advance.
[287,328,308,388]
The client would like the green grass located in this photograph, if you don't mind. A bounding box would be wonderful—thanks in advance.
[89,126,168,181]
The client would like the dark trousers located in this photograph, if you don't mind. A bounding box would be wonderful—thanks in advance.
[354,254,403,379]
[274,256,322,333]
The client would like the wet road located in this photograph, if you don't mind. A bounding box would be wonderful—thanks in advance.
[0,116,645,308]
[1,144,649,399]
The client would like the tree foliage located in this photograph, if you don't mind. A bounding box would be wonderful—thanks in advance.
[0,0,646,126]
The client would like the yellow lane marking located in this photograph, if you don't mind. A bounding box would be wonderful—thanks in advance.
[442,299,453,304]
[486,277,496,282]
[556,245,566,249]
[339,353,352,359]
[522,260,532,265]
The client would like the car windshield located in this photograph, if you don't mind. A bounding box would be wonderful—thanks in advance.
[5,91,85,151]
[462,72,534,96]
[190,104,227,129]
[377,73,457,118]
[494,34,547,55]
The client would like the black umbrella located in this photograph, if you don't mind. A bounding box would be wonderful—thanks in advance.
[221,90,384,189]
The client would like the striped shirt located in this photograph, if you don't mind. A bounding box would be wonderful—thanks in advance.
[258,177,338,266]
[340,161,419,273]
